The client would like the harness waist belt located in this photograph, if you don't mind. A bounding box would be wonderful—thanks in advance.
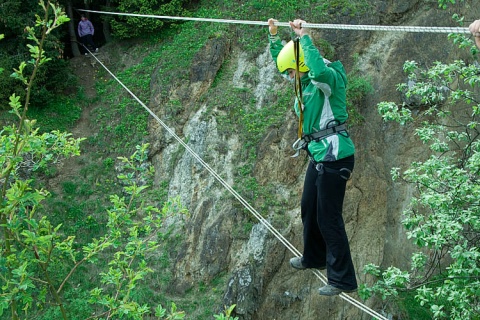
[303,123,347,143]
[291,123,348,156]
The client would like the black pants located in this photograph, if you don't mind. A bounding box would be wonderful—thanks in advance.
[80,34,96,52]
[300,155,357,290]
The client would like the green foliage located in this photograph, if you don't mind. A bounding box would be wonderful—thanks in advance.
[397,289,434,320]
[0,0,39,36]
[213,304,239,320]
[0,5,83,319]
[363,7,480,318]
[0,55,23,108]
[0,0,72,109]
[154,303,186,319]
[85,147,188,319]
[110,0,190,39]
[359,264,410,301]
[347,54,373,125]
[437,0,464,9]
[1,3,192,320]
[447,14,479,55]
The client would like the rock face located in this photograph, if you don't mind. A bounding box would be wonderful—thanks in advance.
[147,1,478,319]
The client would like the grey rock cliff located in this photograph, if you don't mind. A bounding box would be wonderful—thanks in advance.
[147,1,479,319]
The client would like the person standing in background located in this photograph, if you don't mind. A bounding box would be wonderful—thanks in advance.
[78,14,98,55]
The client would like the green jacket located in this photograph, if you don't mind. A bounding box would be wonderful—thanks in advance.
[269,34,355,162]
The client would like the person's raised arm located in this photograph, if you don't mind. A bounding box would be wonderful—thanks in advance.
[267,18,284,65]
[268,18,278,36]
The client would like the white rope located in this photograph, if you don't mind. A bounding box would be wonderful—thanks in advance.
[79,9,470,34]
[82,41,388,320]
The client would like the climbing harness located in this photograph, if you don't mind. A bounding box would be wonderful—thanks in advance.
[304,123,347,143]
[315,163,352,180]
[294,121,353,181]
[291,122,348,154]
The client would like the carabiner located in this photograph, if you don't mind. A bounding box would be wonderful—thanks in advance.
[290,138,304,158]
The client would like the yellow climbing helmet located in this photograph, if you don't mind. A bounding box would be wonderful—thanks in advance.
[276,40,309,73]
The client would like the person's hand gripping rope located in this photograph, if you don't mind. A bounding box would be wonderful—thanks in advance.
[469,19,480,49]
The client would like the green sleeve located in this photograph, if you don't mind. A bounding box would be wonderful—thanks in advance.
[268,33,285,74]
[300,35,338,84]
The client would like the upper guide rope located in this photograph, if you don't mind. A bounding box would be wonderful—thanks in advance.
[79,9,470,34]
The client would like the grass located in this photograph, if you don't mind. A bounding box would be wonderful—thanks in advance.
[27,97,82,133]
[179,272,229,318]
[0,94,82,133]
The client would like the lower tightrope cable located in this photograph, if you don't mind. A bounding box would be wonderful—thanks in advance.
[84,47,388,320]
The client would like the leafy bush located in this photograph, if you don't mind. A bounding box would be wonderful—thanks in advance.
[0,0,73,109]
[361,29,480,320]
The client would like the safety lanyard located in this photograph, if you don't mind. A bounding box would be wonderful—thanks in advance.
[293,38,304,140]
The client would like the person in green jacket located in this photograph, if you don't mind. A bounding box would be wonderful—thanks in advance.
[268,18,357,296]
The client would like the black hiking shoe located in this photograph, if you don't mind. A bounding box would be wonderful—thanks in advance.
[318,284,357,296]
[289,257,326,270]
